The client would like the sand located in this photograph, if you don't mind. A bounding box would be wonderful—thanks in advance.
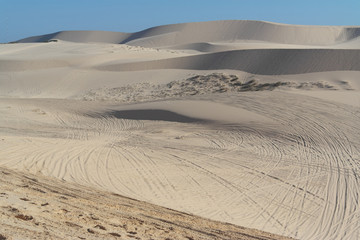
[1,20,360,239]
[0,167,291,240]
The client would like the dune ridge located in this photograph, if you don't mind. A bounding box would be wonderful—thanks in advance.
[16,20,360,47]
[16,30,131,45]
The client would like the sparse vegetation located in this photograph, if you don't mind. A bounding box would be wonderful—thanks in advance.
[15,214,33,221]
[82,73,337,103]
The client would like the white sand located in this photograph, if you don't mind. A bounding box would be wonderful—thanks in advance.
[0,167,290,240]
[1,20,360,239]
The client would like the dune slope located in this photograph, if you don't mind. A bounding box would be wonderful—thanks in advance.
[98,49,360,74]
[0,167,291,240]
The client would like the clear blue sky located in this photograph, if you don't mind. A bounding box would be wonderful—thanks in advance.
[1,0,359,43]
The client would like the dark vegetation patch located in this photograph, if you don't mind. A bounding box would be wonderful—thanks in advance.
[15,214,33,221]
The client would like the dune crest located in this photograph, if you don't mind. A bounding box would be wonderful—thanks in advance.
[17,20,360,47]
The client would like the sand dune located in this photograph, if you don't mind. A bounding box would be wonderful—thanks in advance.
[1,20,360,240]
[1,91,359,240]
[17,20,360,47]
[98,49,360,75]
[165,42,237,52]
[161,41,328,53]
[0,59,74,71]
[16,30,131,44]
[2,47,359,75]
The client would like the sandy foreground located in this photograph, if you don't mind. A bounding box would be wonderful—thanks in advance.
[1,20,360,239]
[0,166,290,240]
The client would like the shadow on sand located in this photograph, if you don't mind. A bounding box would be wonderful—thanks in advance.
[105,109,206,123]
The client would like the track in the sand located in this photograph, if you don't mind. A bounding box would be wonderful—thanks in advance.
[0,92,359,239]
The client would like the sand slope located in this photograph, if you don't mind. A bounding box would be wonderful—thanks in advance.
[0,167,290,240]
[1,20,360,240]
[98,49,360,74]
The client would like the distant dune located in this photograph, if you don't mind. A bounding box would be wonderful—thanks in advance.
[17,20,360,47]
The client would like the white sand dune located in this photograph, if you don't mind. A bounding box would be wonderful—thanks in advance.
[164,42,237,53]
[16,30,131,44]
[160,41,328,53]
[1,20,360,240]
[16,20,360,47]
[98,49,360,74]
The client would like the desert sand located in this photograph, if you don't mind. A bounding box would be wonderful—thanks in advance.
[0,166,290,240]
[1,20,360,239]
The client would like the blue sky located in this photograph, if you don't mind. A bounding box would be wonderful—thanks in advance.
[1,0,359,43]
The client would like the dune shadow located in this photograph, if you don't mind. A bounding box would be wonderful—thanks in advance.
[105,109,206,123]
